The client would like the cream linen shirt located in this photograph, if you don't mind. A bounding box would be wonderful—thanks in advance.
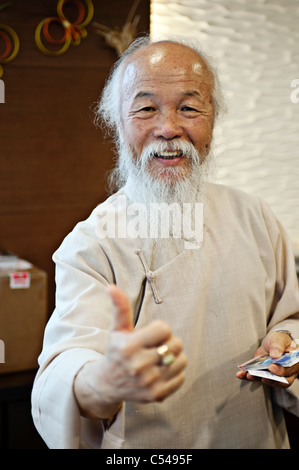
[31,183,299,449]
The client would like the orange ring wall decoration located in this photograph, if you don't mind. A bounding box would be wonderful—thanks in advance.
[35,0,94,56]
[42,18,70,45]
[0,24,20,78]
[0,30,12,59]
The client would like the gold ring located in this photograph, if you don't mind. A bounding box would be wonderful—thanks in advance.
[156,344,175,366]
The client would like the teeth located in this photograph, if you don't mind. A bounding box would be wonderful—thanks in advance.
[154,151,183,159]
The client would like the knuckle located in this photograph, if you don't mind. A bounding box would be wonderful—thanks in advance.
[151,387,165,402]
[172,336,184,354]
[152,320,172,337]
[121,337,136,359]
[141,369,161,387]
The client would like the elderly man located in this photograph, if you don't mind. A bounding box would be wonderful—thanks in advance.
[32,36,299,449]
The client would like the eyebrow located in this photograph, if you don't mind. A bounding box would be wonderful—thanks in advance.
[183,90,203,99]
[133,90,203,101]
[133,91,155,101]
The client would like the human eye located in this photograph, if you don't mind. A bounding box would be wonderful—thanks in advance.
[181,105,199,112]
[133,105,157,119]
[180,105,201,117]
[140,106,156,112]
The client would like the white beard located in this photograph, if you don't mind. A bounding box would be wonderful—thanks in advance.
[117,139,215,204]
[110,139,216,250]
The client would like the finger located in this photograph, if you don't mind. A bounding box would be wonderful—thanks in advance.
[269,363,299,378]
[236,370,247,380]
[151,370,186,402]
[260,375,295,388]
[139,352,188,387]
[253,345,267,358]
[154,336,184,364]
[258,364,298,388]
[108,284,134,332]
[130,338,187,377]
[129,336,183,375]
[160,352,188,380]
[236,370,261,382]
[128,320,172,350]
[263,332,293,359]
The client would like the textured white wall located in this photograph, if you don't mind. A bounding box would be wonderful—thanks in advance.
[150,0,299,254]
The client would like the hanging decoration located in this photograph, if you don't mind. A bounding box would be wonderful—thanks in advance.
[93,0,141,56]
[0,2,20,78]
[35,0,94,56]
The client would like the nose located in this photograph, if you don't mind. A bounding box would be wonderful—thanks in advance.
[152,111,184,140]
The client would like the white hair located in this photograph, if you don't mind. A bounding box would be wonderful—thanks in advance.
[93,35,227,150]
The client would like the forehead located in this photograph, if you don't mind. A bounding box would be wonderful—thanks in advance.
[121,42,213,96]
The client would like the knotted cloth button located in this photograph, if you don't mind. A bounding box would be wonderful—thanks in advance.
[156,344,175,366]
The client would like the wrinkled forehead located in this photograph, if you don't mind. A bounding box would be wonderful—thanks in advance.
[121,42,214,93]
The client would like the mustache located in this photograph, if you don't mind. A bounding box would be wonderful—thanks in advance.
[139,140,202,168]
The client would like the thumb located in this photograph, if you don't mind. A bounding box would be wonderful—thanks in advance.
[108,284,134,332]
[263,331,292,359]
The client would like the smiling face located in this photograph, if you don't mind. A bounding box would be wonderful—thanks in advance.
[119,41,215,180]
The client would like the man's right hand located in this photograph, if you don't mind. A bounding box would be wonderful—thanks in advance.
[73,285,187,419]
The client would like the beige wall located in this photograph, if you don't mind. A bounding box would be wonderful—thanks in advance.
[151,0,299,254]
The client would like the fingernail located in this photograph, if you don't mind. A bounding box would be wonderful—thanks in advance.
[270,348,281,358]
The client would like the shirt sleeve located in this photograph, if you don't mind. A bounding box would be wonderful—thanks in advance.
[259,197,299,339]
[31,224,116,448]
[31,348,104,448]
[258,198,299,417]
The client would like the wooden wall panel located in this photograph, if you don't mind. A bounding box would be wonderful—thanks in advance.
[0,0,150,316]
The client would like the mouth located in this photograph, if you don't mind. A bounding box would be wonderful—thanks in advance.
[153,150,184,164]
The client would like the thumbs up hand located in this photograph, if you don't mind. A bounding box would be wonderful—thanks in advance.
[108,284,135,333]
[74,285,187,420]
